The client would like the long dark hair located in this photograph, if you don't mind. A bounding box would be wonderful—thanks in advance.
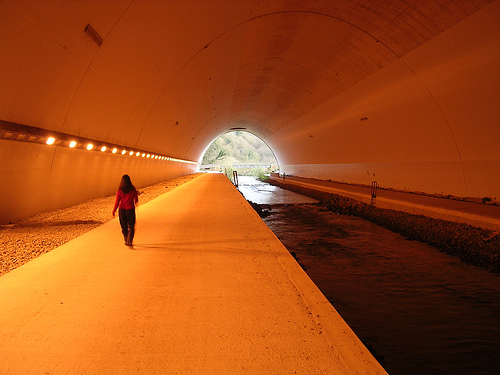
[119,174,135,194]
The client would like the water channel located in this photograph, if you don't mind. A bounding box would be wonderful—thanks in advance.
[237,176,500,375]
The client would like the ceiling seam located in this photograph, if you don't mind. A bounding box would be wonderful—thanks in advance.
[137,9,399,148]
[399,56,468,195]
[59,0,136,137]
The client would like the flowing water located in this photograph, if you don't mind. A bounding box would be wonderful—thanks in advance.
[238,177,500,375]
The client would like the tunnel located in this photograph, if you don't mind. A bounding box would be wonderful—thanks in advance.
[1,2,500,373]
[1,0,499,224]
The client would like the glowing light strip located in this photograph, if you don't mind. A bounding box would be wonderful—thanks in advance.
[0,121,198,165]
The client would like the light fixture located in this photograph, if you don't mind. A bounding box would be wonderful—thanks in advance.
[0,119,201,165]
[0,121,203,165]
[85,24,103,47]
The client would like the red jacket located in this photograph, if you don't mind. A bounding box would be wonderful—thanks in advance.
[113,188,138,214]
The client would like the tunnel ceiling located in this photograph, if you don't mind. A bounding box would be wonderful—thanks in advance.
[0,0,494,162]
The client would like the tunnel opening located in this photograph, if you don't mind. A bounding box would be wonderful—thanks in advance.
[199,131,279,180]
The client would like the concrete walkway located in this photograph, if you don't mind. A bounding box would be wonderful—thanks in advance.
[271,175,500,231]
[0,173,386,374]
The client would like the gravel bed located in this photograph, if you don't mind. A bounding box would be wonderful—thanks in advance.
[0,174,200,276]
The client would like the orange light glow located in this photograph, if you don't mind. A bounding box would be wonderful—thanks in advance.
[122,150,126,155]
[46,137,55,145]
[101,146,107,152]
[69,141,77,148]
[87,144,93,150]
[112,148,118,154]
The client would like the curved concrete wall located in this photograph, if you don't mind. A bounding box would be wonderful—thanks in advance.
[0,140,196,224]
[270,4,500,199]
[0,0,498,223]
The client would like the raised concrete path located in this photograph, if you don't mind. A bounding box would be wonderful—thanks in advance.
[271,175,500,231]
[0,173,386,374]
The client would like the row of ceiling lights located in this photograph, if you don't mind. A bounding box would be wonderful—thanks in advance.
[0,124,197,165]
[44,136,191,162]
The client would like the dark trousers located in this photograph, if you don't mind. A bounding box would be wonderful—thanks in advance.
[118,208,136,243]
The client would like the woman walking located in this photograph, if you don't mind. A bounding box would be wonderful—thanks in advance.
[112,175,139,246]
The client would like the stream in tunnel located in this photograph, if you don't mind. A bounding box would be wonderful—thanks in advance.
[237,176,500,375]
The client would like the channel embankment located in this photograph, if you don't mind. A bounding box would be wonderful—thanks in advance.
[267,175,500,273]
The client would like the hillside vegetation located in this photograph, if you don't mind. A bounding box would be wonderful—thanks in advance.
[202,131,277,165]
[201,131,278,178]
